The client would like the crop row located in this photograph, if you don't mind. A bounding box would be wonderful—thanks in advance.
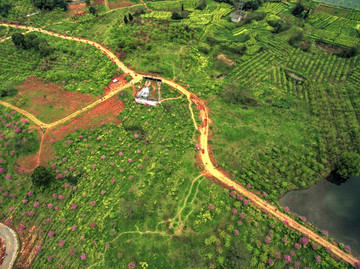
[148,0,197,11]
[231,51,274,80]
[212,4,233,21]
[142,11,172,20]
[284,48,356,84]
[306,12,339,29]
[259,2,288,14]
[182,13,213,25]
[325,16,358,32]
[346,9,360,20]
[333,34,360,47]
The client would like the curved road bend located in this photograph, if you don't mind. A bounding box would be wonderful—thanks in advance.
[0,223,18,269]
[1,23,360,267]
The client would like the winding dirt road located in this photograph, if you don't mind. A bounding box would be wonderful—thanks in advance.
[0,223,18,269]
[1,23,359,268]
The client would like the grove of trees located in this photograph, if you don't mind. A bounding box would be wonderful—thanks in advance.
[11,32,52,56]
[31,166,53,187]
[333,152,360,182]
[31,0,68,11]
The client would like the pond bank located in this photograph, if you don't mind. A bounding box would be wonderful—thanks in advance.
[279,176,360,256]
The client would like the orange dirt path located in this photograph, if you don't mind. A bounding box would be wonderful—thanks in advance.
[2,23,359,268]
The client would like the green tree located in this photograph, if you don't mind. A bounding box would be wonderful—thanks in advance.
[38,39,52,56]
[0,3,11,17]
[221,84,258,106]
[128,12,133,21]
[334,152,360,181]
[196,0,206,10]
[89,6,96,15]
[124,15,128,23]
[171,12,183,20]
[11,33,25,48]
[31,0,68,11]
[85,0,90,5]
[24,32,39,49]
[292,2,305,17]
[0,80,17,97]
[31,166,53,187]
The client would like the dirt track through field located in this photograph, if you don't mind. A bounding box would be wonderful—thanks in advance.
[1,23,360,268]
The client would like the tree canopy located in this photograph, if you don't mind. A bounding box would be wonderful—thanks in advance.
[11,32,52,56]
[0,2,11,17]
[292,2,305,17]
[334,152,360,182]
[31,0,68,11]
[31,166,53,187]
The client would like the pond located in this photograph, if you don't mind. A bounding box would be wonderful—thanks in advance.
[279,176,360,256]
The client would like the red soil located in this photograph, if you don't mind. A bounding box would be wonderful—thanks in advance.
[14,150,38,175]
[14,96,125,174]
[68,3,86,10]
[10,76,98,123]
[108,0,133,9]
[94,0,105,5]
[16,225,43,269]
[13,75,125,174]
[49,95,125,142]
[103,73,128,95]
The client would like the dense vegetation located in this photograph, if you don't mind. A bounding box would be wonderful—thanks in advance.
[0,0,360,267]
[0,92,353,268]
[333,152,360,182]
[0,32,117,95]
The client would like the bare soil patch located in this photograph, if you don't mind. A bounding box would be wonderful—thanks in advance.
[284,69,307,81]
[216,54,235,66]
[49,95,125,142]
[7,76,98,124]
[68,2,86,10]
[16,225,43,269]
[108,0,133,9]
[315,41,343,54]
[68,2,88,18]
[104,73,128,95]
[314,4,349,18]
[14,96,125,174]
[94,0,105,5]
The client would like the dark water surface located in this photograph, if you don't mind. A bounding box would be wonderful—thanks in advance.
[279,176,360,255]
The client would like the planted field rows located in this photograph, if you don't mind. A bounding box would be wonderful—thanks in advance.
[284,49,358,84]
[259,2,289,14]
[148,0,198,11]
[142,11,172,20]
[347,9,360,20]
[230,51,275,87]
[307,12,340,28]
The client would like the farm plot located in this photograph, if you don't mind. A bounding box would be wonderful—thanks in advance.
[346,8,360,20]
[229,51,276,86]
[3,76,99,124]
[142,11,172,20]
[181,13,213,25]
[0,93,200,268]
[313,0,360,10]
[148,0,198,11]
[0,33,118,96]
[306,12,340,28]
[258,2,289,14]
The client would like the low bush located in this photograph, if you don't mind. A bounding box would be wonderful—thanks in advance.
[222,83,258,106]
